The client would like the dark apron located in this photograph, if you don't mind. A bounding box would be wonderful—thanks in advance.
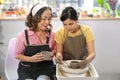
[17,30,55,80]
[63,26,88,60]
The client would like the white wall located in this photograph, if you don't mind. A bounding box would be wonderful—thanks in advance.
[0,20,26,78]
[0,19,120,77]
[79,20,120,74]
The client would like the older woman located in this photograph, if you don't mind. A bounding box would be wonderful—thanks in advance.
[14,3,56,80]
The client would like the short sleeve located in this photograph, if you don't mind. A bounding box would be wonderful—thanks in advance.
[81,25,95,42]
[54,27,66,44]
[14,31,26,55]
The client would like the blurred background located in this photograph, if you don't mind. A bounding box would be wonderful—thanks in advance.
[0,0,120,80]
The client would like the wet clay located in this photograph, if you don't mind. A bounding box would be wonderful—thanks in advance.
[69,61,80,69]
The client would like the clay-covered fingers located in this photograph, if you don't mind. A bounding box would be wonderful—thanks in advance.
[55,53,63,64]
[79,60,87,68]
[50,51,55,60]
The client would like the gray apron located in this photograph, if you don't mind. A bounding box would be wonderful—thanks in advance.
[63,26,88,60]
[17,30,55,80]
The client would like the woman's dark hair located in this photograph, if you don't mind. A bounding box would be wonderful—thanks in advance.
[25,5,52,32]
[60,6,78,22]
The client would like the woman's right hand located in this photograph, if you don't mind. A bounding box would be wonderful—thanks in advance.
[55,53,63,64]
[29,53,44,62]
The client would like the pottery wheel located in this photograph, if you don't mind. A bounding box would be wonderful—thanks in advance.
[59,60,89,74]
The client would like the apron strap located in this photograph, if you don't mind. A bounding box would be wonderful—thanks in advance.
[46,36,49,44]
[25,29,29,45]
[46,29,51,44]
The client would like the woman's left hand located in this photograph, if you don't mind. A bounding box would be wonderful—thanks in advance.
[79,60,88,68]
[50,51,55,60]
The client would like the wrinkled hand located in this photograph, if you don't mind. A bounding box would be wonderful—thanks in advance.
[79,60,88,68]
[55,53,63,64]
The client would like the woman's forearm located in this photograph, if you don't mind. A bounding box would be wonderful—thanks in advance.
[86,52,95,63]
[15,54,31,62]
[56,43,63,55]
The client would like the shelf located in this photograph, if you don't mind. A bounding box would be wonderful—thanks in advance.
[0,16,120,20]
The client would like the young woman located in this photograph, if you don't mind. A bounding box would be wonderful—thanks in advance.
[55,7,95,68]
[14,3,56,80]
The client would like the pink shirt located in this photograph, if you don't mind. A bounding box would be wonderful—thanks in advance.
[14,28,56,55]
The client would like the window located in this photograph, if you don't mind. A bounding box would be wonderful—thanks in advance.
[0,0,110,18]
[46,0,98,13]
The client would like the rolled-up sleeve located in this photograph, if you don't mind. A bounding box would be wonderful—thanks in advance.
[14,31,26,55]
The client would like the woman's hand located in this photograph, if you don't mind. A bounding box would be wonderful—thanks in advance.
[79,60,88,68]
[55,53,63,64]
[29,53,44,62]
[50,51,55,60]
